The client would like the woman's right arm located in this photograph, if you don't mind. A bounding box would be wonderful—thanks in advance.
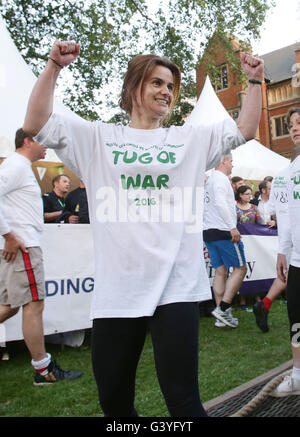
[23,41,80,136]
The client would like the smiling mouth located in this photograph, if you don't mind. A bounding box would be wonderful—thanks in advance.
[155,98,169,106]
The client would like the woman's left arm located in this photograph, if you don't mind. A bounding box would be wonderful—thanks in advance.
[236,53,264,141]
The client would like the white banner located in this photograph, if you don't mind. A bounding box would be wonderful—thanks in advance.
[3,224,278,342]
[4,224,94,342]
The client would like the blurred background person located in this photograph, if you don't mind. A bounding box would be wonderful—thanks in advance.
[57,180,89,224]
[250,180,275,227]
[43,174,70,223]
[236,185,262,224]
[231,176,245,194]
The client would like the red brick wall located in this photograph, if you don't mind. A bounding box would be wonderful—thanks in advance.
[196,38,300,157]
[196,37,244,111]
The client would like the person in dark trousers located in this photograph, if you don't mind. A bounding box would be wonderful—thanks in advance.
[23,39,263,417]
[272,108,300,397]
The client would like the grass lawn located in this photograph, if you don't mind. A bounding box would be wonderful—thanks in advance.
[0,299,291,417]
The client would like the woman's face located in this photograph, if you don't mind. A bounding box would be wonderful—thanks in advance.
[240,189,252,202]
[133,65,175,120]
[289,112,300,146]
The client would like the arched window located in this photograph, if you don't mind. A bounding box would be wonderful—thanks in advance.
[213,64,229,91]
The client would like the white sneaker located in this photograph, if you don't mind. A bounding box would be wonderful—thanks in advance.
[270,375,300,397]
[212,306,239,328]
[215,316,238,328]
[215,319,226,328]
[1,351,9,361]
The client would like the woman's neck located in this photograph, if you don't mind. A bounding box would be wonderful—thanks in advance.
[238,201,250,209]
[129,111,161,130]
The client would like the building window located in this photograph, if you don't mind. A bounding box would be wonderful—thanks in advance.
[269,89,275,104]
[274,116,289,137]
[268,83,294,104]
[214,64,228,91]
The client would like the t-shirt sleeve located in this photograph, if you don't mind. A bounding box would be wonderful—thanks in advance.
[205,118,246,171]
[34,113,97,180]
[213,176,237,230]
[0,163,23,236]
[268,181,276,216]
[278,218,292,256]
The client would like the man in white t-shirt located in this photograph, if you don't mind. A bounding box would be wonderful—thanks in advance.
[203,154,247,328]
[0,129,82,385]
[250,180,274,226]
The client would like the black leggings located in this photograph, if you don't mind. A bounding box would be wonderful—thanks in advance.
[287,265,300,345]
[91,302,207,417]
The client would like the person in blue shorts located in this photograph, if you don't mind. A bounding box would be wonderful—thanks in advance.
[203,154,247,328]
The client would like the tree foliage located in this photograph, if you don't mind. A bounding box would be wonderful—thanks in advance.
[0,0,274,123]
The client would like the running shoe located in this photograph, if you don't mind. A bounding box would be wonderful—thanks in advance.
[253,301,269,332]
[1,350,9,361]
[212,306,238,328]
[215,319,226,328]
[270,375,300,397]
[33,360,82,386]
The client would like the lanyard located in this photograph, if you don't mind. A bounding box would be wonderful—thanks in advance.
[58,198,65,209]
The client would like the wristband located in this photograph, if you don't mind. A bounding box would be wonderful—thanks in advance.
[248,78,262,85]
[48,57,63,69]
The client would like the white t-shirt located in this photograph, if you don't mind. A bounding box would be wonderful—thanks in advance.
[280,155,300,266]
[268,166,290,254]
[0,152,43,249]
[203,170,237,232]
[257,199,270,225]
[35,113,245,318]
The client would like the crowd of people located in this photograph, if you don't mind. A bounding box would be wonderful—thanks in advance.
[203,164,284,330]
[0,37,300,416]
[203,117,300,399]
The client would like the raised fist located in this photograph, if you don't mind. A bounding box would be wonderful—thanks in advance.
[49,40,80,68]
[240,52,264,82]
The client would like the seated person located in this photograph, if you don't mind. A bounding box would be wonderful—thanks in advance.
[43,174,70,222]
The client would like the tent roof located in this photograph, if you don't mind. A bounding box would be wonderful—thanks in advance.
[185,76,289,179]
[0,15,80,163]
[231,139,289,180]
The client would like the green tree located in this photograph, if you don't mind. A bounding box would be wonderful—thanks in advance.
[0,0,274,122]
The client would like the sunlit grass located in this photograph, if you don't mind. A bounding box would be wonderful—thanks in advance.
[0,299,291,417]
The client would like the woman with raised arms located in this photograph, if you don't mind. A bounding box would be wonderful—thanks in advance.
[23,41,263,417]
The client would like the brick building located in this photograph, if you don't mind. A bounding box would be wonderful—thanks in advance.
[196,36,300,157]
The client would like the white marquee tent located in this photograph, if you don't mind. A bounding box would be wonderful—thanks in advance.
[0,15,80,163]
[185,76,290,180]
